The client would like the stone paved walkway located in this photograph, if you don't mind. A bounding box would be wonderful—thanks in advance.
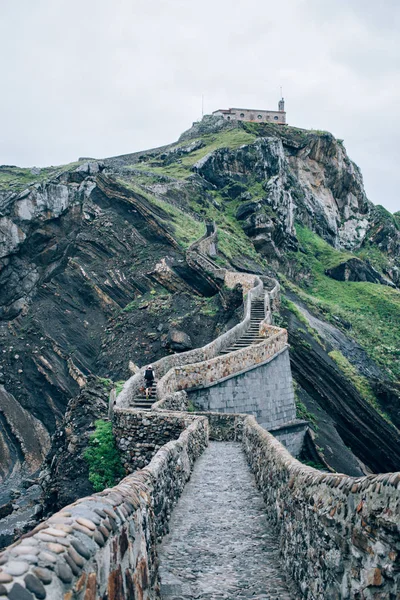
[158,442,300,600]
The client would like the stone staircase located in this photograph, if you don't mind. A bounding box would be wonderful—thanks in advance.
[132,381,157,410]
[118,221,286,413]
[219,299,265,355]
[131,295,266,410]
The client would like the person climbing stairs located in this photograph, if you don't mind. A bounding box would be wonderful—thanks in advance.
[132,380,157,410]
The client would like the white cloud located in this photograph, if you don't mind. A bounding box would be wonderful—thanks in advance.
[0,0,399,212]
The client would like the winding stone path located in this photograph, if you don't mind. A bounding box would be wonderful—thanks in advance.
[158,442,300,599]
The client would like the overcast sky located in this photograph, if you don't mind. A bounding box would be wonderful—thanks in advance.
[0,0,399,213]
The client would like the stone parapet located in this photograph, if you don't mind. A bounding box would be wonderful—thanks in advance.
[187,346,296,430]
[152,390,189,412]
[242,416,400,600]
[114,408,192,472]
[0,414,208,599]
[157,329,288,396]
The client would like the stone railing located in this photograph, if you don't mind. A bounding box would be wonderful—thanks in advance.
[0,414,208,599]
[151,390,189,413]
[242,416,400,600]
[156,328,288,397]
[116,223,282,410]
[187,220,218,257]
[153,395,247,442]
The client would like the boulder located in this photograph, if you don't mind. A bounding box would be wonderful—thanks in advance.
[236,202,261,221]
[168,328,193,352]
[326,258,394,286]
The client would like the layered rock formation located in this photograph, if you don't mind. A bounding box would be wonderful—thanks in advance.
[0,116,399,535]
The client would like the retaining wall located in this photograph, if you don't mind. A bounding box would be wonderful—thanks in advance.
[269,419,309,458]
[187,346,296,430]
[114,409,190,472]
[0,415,208,600]
[242,416,400,600]
[157,329,288,399]
[152,393,247,442]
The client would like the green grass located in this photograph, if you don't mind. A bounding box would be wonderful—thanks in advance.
[295,224,354,270]
[84,420,124,491]
[118,180,205,248]
[129,129,256,181]
[199,296,219,316]
[328,350,392,423]
[115,381,125,396]
[0,161,83,192]
[286,225,400,380]
[97,377,113,391]
[180,129,256,166]
[295,399,318,430]
[356,244,391,275]
[281,296,324,346]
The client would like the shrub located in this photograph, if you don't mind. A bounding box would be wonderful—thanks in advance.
[84,420,124,492]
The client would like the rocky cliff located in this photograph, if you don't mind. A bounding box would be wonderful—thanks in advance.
[0,116,399,538]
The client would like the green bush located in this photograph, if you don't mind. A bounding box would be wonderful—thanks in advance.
[84,420,124,492]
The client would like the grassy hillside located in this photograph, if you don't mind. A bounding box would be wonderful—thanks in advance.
[285,225,400,381]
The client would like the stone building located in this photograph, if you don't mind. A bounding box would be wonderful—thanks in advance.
[212,97,286,124]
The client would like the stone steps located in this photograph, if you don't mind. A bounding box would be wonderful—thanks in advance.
[219,296,264,356]
[133,382,157,410]
[132,290,266,406]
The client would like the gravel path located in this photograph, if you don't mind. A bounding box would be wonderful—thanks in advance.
[158,442,300,599]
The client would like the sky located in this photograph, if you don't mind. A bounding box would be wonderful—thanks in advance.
[0,0,399,213]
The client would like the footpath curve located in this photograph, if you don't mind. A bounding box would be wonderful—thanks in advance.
[116,222,286,411]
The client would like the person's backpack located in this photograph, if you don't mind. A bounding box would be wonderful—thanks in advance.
[144,368,154,381]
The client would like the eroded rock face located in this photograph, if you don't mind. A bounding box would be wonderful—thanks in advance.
[0,166,230,490]
[326,257,394,286]
[40,378,109,515]
[0,386,50,480]
[192,132,374,261]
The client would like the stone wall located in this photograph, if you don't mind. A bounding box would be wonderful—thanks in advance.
[0,415,208,600]
[212,108,286,125]
[113,409,191,472]
[242,416,400,600]
[152,390,189,413]
[157,329,288,399]
[188,347,296,430]
[268,419,308,458]
[195,411,246,441]
[224,271,257,294]
[152,392,246,441]
[116,224,287,408]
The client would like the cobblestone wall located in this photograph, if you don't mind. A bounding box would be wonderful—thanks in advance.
[152,390,189,412]
[113,409,192,472]
[188,347,296,430]
[242,416,400,600]
[157,329,288,399]
[0,416,208,599]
